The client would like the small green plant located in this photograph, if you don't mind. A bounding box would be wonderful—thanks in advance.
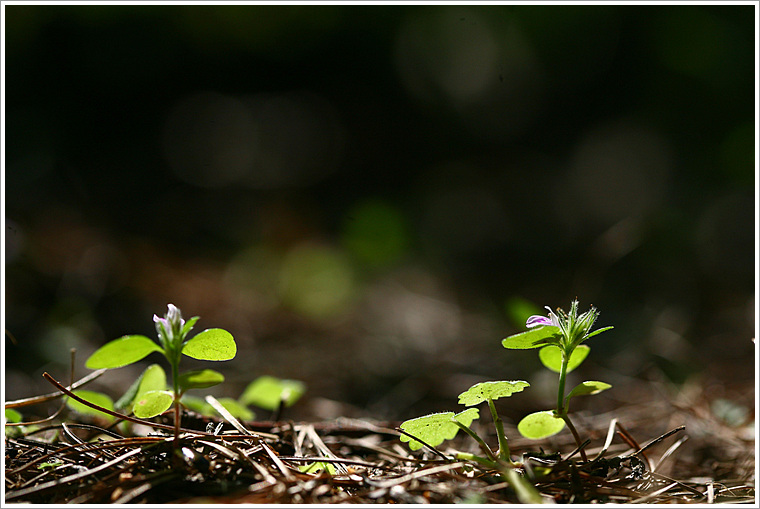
[397,298,613,500]
[181,375,306,421]
[398,380,543,502]
[85,304,236,440]
[399,381,530,468]
[502,299,613,459]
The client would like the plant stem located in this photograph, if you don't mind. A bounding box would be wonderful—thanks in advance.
[454,451,497,469]
[557,350,569,416]
[556,348,587,462]
[487,398,512,463]
[453,421,496,462]
[170,357,181,446]
[562,415,588,462]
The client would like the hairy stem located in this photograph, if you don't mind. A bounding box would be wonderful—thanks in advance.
[557,348,587,462]
[453,421,496,462]
[487,398,511,463]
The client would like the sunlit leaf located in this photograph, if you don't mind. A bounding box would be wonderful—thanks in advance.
[538,345,590,373]
[457,380,530,406]
[566,381,611,400]
[181,395,255,420]
[180,316,201,338]
[209,397,255,420]
[133,390,174,418]
[502,327,561,350]
[299,461,337,475]
[180,394,207,414]
[85,335,163,369]
[116,364,166,412]
[67,390,114,421]
[517,411,565,439]
[399,408,479,451]
[182,328,236,361]
[239,376,305,410]
[37,460,64,469]
[583,326,614,341]
[178,369,225,392]
[5,408,22,423]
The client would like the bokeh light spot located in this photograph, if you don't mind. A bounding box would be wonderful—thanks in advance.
[342,199,409,269]
[278,243,355,321]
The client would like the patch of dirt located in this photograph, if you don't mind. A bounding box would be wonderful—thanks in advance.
[4,374,755,504]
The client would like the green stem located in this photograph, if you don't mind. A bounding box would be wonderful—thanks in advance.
[455,451,498,469]
[170,356,181,446]
[453,421,496,462]
[556,347,588,462]
[562,415,588,462]
[557,350,569,416]
[487,398,511,463]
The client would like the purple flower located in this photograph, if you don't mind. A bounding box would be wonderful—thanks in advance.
[154,304,185,347]
[526,306,560,328]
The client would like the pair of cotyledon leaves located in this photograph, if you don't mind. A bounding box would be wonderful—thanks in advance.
[85,329,236,370]
[83,329,235,419]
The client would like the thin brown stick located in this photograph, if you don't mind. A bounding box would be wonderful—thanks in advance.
[39,372,216,436]
[5,369,107,409]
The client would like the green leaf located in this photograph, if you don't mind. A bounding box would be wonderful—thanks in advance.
[181,395,255,420]
[210,397,255,420]
[538,345,590,374]
[67,390,114,421]
[5,408,23,423]
[4,409,24,438]
[502,326,561,350]
[299,461,337,475]
[85,335,163,369]
[133,390,174,418]
[179,395,207,413]
[37,460,64,470]
[116,364,167,411]
[178,369,225,392]
[517,411,565,439]
[399,408,479,451]
[182,328,236,361]
[457,380,530,406]
[135,364,167,402]
[566,381,611,400]
[239,376,306,410]
[583,326,614,341]
[181,316,201,338]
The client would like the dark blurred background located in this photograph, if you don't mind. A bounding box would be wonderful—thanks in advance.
[4,4,756,423]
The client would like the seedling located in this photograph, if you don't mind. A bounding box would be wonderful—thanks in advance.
[84,304,236,442]
[398,380,544,501]
[502,299,613,460]
[182,375,306,421]
[399,380,529,468]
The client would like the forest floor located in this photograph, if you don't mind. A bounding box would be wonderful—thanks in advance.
[4,373,755,504]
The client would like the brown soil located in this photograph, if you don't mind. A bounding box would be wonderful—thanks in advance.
[4,374,755,504]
